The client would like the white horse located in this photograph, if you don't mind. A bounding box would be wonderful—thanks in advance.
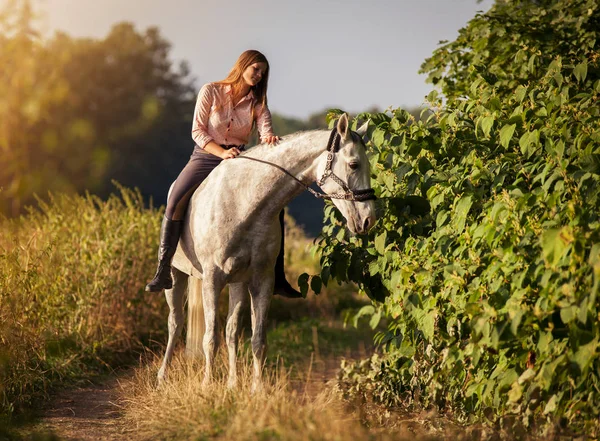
[157,114,376,391]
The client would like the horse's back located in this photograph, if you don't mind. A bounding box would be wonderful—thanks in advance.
[170,154,281,280]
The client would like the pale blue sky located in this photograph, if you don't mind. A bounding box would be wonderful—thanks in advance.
[37,0,494,118]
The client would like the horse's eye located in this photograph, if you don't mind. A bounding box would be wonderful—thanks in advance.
[349,162,359,170]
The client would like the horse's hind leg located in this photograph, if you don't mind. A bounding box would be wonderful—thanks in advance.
[157,267,188,384]
[249,276,274,393]
[226,283,249,389]
[201,271,225,387]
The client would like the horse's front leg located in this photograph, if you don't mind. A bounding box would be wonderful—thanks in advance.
[226,282,249,389]
[201,271,225,387]
[249,275,274,393]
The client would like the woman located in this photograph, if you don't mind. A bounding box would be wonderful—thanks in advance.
[145,50,302,298]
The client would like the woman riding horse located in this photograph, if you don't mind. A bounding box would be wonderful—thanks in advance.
[145,50,301,298]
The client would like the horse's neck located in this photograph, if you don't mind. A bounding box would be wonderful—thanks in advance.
[234,130,330,217]
[245,130,330,182]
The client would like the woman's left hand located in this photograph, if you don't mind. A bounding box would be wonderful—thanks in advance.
[264,135,280,145]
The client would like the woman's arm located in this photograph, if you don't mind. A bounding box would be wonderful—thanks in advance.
[256,103,280,145]
[204,141,241,159]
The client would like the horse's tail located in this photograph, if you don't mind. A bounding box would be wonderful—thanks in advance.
[186,276,205,359]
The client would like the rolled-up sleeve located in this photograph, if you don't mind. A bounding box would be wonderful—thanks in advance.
[255,103,275,142]
[191,84,214,148]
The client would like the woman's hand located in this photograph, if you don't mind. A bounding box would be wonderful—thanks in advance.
[220,147,241,160]
[264,135,280,145]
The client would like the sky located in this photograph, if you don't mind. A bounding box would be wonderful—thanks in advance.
[37,0,495,119]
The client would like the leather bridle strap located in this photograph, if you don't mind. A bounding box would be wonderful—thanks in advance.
[235,128,377,202]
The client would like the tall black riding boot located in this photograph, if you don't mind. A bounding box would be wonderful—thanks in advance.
[145,216,183,292]
[273,210,303,298]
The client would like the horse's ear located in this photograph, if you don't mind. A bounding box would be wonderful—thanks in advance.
[337,113,349,140]
[356,120,369,137]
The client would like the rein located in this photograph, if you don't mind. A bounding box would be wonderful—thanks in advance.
[236,128,377,202]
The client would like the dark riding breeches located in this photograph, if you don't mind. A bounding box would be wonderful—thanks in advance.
[165,145,243,220]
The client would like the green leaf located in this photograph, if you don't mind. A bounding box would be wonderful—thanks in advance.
[453,195,473,234]
[589,243,600,267]
[436,210,449,227]
[572,338,598,373]
[353,305,375,327]
[499,124,516,149]
[481,115,494,138]
[394,163,412,181]
[413,309,436,341]
[540,227,572,267]
[574,61,588,83]
[372,126,387,147]
[528,54,537,73]
[515,86,527,102]
[375,231,387,255]
[560,305,578,324]
[518,368,536,385]
[519,131,530,155]
[310,275,322,295]
[553,72,563,88]
[369,261,380,276]
[510,310,524,335]
[580,154,600,173]
[418,157,433,175]
[508,382,522,403]
[369,310,382,330]
[544,394,558,414]
[298,273,310,298]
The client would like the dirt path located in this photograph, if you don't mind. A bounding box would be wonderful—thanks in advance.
[30,371,134,441]
[23,336,493,441]
[32,355,353,441]
[28,340,363,440]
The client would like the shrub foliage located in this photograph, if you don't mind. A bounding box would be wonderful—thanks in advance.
[318,0,600,432]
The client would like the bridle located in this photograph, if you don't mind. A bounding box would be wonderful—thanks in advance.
[236,127,377,202]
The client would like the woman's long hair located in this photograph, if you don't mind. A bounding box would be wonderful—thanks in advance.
[217,50,270,110]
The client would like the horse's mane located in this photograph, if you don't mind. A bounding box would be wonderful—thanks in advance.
[242,129,323,158]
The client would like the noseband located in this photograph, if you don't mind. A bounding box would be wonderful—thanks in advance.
[237,127,377,202]
[315,128,377,202]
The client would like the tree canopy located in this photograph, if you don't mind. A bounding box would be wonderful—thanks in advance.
[0,0,196,216]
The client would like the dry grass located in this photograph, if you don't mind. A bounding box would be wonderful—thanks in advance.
[121,349,425,441]
[0,187,166,420]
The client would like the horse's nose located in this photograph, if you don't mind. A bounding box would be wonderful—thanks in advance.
[363,215,375,233]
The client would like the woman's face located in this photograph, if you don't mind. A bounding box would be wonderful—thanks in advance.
[242,62,268,87]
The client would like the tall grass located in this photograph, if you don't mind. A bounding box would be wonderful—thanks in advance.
[123,346,494,441]
[0,187,362,422]
[123,350,403,441]
[0,186,166,420]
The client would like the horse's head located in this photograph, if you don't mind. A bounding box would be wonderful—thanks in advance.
[317,114,376,235]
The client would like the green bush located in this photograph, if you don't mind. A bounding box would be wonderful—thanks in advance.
[319,0,600,434]
[0,186,166,419]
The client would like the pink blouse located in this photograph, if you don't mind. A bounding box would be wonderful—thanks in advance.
[191,82,275,148]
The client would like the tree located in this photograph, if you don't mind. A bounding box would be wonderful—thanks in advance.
[0,2,196,216]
